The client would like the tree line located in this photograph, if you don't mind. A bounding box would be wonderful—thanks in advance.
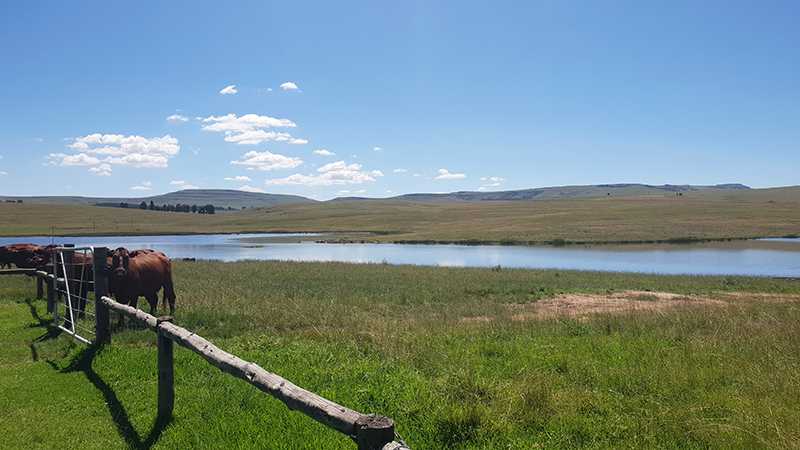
[117,201,216,214]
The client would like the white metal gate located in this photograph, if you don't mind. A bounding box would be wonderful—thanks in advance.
[53,246,96,344]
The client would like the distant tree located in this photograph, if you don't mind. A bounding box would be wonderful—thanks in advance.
[192,204,198,213]
[140,201,147,210]
[197,204,215,214]
[120,202,128,208]
[16,199,23,203]
[149,201,155,211]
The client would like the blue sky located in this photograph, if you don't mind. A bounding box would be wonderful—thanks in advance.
[1,1,797,201]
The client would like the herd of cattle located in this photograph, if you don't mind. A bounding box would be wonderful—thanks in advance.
[0,243,176,316]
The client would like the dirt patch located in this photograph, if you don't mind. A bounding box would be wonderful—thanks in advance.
[503,290,800,322]
[456,291,800,324]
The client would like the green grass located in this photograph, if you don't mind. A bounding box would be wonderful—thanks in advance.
[2,262,800,448]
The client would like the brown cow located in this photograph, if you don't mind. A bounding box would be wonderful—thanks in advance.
[0,243,61,269]
[109,247,176,316]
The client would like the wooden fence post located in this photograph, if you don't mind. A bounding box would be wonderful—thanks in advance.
[157,316,175,419]
[37,273,43,300]
[46,272,55,314]
[93,247,110,344]
[355,414,396,450]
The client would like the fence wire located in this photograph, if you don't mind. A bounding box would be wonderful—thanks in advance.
[53,247,96,344]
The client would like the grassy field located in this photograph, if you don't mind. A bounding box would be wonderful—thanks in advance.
[2,261,799,449]
[1,186,798,243]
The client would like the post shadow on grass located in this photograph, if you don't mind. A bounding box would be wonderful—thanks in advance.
[25,297,171,450]
[60,344,172,450]
[25,298,61,362]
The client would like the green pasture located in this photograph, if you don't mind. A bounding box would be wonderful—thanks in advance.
[1,261,799,449]
[1,186,798,243]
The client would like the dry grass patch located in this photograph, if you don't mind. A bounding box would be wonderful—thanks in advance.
[506,290,739,321]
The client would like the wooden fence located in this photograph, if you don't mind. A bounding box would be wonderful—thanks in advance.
[18,246,408,449]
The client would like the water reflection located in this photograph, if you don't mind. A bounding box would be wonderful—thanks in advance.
[1,234,798,277]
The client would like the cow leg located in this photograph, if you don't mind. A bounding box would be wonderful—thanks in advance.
[145,293,159,316]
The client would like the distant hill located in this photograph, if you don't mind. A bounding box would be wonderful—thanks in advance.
[0,189,317,210]
[333,183,751,202]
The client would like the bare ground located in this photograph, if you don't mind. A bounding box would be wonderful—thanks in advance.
[460,291,800,324]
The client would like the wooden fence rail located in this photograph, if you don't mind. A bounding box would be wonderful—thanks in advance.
[18,246,408,448]
[99,295,406,449]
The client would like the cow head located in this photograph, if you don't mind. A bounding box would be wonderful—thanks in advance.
[110,247,131,279]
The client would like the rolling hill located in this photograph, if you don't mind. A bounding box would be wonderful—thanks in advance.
[0,184,755,209]
[333,183,751,202]
[0,189,317,210]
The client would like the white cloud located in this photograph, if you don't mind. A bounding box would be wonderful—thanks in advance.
[223,130,294,145]
[53,134,180,169]
[232,150,303,171]
[131,185,151,191]
[201,114,296,132]
[220,85,238,94]
[355,189,366,194]
[168,180,198,189]
[436,169,466,180]
[374,147,382,151]
[264,161,384,186]
[1,171,7,175]
[478,176,505,190]
[201,113,299,145]
[225,175,252,181]
[60,153,101,166]
[239,185,265,193]
[337,190,351,195]
[167,114,189,123]
[314,149,335,156]
[281,82,300,91]
[106,153,171,168]
[88,163,112,176]
[393,168,407,173]
[289,138,308,144]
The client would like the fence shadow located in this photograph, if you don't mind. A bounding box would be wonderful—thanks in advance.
[24,298,170,450]
[25,298,61,362]
[59,344,172,450]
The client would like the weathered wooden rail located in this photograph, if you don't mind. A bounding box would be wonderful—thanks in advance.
[102,296,406,449]
[22,246,408,449]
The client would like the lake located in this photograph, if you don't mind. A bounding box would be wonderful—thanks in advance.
[2,234,799,277]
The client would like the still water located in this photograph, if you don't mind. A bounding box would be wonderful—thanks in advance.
[1,234,799,277]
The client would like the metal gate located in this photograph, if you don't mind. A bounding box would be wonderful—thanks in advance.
[53,246,97,344]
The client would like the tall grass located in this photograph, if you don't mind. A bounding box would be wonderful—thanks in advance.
[2,262,799,448]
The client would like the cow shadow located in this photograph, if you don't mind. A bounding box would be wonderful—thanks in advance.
[25,298,171,449]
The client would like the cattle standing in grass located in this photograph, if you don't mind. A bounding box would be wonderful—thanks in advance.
[109,247,176,316]
[0,243,61,270]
